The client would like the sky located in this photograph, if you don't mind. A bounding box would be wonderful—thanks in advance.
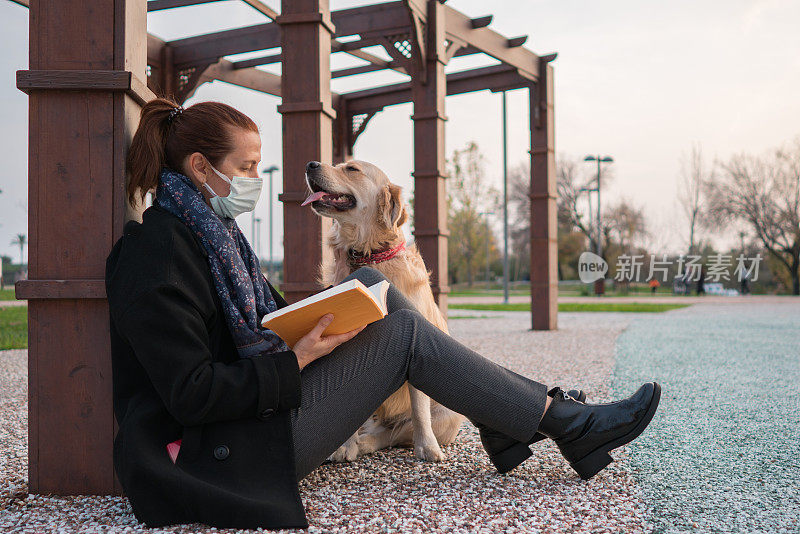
[1,0,799,264]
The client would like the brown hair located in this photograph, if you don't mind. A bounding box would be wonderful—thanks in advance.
[125,96,259,205]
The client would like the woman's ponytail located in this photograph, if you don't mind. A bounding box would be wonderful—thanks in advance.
[126,97,181,206]
[125,96,260,206]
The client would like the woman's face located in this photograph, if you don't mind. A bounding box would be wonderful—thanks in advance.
[184,127,262,207]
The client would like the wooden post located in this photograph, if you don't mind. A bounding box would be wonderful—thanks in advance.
[16,0,148,494]
[529,63,558,330]
[277,0,334,302]
[332,99,353,165]
[411,0,449,314]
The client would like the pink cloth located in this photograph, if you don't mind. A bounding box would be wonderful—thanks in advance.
[166,439,182,464]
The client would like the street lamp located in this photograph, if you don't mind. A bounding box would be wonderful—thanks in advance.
[583,154,613,295]
[253,217,263,264]
[261,165,280,280]
[479,211,494,289]
[501,91,510,304]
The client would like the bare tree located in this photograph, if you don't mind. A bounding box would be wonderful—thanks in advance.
[678,143,712,254]
[508,155,614,280]
[707,138,800,294]
[556,155,614,257]
[507,162,531,277]
[605,199,648,253]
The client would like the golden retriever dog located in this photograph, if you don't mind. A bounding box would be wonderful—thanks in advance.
[302,159,464,462]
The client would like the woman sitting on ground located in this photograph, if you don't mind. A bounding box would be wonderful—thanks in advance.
[105,97,661,530]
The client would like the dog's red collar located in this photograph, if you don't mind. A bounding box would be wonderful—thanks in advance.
[348,241,406,266]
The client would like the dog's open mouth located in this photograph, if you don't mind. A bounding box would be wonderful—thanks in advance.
[301,183,356,211]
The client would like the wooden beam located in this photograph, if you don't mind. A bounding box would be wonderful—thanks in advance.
[229,40,404,74]
[332,1,410,38]
[231,53,282,69]
[470,15,492,28]
[199,58,281,96]
[240,0,278,18]
[16,69,155,106]
[229,7,399,75]
[167,2,410,67]
[444,5,539,80]
[147,0,219,11]
[452,44,480,58]
[507,35,528,48]
[332,60,404,79]
[341,48,391,68]
[147,33,165,66]
[15,280,106,300]
[343,64,527,115]
[169,21,279,66]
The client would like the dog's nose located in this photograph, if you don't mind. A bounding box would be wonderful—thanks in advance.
[306,161,321,171]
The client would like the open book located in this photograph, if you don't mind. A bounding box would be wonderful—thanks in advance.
[261,279,390,348]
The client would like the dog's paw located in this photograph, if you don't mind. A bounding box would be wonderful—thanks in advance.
[414,439,446,462]
[351,433,374,455]
[328,437,361,463]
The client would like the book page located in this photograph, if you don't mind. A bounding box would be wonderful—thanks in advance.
[261,279,364,323]
[366,280,390,315]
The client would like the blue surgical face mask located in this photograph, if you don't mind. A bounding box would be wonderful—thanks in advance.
[202,163,263,219]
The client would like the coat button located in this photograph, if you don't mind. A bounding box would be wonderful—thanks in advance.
[213,445,230,460]
[258,408,275,420]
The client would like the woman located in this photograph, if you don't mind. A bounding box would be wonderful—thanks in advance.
[106,97,661,530]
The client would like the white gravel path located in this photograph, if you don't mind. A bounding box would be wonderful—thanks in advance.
[0,312,651,533]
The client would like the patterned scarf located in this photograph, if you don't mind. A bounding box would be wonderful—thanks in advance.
[154,166,289,358]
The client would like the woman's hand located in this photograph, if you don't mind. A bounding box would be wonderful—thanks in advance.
[292,314,366,370]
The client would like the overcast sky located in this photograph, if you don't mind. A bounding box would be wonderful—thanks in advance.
[1,0,798,264]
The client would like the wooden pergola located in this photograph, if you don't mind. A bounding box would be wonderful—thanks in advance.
[12,0,557,495]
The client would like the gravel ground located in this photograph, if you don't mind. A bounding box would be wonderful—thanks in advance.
[0,312,653,533]
[612,301,800,533]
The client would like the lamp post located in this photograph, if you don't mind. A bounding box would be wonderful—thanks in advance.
[583,155,614,295]
[501,91,510,303]
[254,216,262,267]
[479,211,494,289]
[261,165,280,280]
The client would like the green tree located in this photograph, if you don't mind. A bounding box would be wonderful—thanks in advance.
[10,234,26,266]
[446,142,500,286]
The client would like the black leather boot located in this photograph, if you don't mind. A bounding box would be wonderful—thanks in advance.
[472,389,586,474]
[538,382,661,480]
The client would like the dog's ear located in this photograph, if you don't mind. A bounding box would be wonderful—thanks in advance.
[380,183,407,229]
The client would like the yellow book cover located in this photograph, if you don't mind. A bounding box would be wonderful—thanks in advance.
[261,279,390,348]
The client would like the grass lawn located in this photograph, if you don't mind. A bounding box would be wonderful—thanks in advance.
[451,285,680,298]
[0,288,17,301]
[0,306,27,350]
[449,289,531,297]
[450,302,691,313]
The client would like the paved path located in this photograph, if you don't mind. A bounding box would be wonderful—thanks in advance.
[449,295,798,305]
[612,301,800,532]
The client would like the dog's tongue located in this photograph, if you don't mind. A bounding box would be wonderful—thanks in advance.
[301,191,327,206]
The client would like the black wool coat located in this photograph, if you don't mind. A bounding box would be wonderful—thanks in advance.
[105,204,309,530]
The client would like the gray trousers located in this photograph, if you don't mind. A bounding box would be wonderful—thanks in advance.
[288,267,549,481]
